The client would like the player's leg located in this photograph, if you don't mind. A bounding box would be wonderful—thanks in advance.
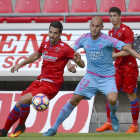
[43,73,97,137]
[107,91,119,132]
[98,76,119,132]
[7,80,39,137]
[0,102,20,137]
[125,92,139,133]
[43,94,84,137]
[96,69,123,132]
[0,80,40,137]
[123,66,139,133]
[8,92,33,137]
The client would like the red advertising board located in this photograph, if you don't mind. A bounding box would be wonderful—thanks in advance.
[0,91,94,133]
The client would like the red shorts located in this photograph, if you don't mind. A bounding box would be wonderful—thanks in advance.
[115,66,139,94]
[21,80,59,100]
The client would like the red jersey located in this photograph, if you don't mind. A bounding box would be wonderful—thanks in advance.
[109,23,137,68]
[37,39,75,88]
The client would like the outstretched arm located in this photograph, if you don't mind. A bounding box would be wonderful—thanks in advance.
[122,45,140,60]
[11,52,42,73]
[113,44,131,58]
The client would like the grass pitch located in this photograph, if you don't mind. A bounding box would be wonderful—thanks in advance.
[1,133,140,140]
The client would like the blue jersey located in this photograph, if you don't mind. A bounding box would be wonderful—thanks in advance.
[73,33,126,77]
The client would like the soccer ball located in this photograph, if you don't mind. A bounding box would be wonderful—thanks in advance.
[32,93,49,111]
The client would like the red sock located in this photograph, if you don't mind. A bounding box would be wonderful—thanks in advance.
[19,103,30,125]
[4,105,20,131]
[131,99,139,126]
[106,101,111,123]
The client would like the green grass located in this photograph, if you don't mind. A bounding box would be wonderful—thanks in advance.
[1,133,140,140]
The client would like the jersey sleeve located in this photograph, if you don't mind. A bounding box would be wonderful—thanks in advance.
[72,34,85,51]
[108,36,126,50]
[38,42,44,53]
[123,27,134,44]
[65,45,75,60]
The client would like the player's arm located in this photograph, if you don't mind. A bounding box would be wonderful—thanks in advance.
[122,45,140,60]
[73,52,85,68]
[11,52,42,73]
[112,44,131,58]
[67,60,77,73]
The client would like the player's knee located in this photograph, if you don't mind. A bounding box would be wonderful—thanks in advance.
[20,97,28,104]
[69,95,83,107]
[20,95,31,104]
[109,99,117,106]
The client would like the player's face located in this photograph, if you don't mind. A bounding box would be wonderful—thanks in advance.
[90,19,103,39]
[49,26,61,45]
[109,12,121,26]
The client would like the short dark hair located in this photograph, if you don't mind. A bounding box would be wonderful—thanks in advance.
[109,7,121,16]
[49,21,63,34]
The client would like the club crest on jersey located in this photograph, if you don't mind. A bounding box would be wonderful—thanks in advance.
[55,47,60,52]
[118,32,122,37]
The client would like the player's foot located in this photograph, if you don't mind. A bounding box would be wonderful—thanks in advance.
[110,115,119,132]
[8,124,26,137]
[42,128,56,137]
[0,129,8,137]
[96,122,113,132]
[125,125,139,133]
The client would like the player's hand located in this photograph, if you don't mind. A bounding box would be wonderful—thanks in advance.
[11,64,21,73]
[67,63,77,73]
[74,52,81,63]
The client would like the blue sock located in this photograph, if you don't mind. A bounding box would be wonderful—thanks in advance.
[52,102,75,131]
[109,101,119,117]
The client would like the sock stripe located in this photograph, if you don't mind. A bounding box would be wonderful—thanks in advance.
[131,99,138,105]
[20,103,30,108]
[11,111,19,118]
[8,116,12,120]
[131,105,139,108]
[20,110,30,112]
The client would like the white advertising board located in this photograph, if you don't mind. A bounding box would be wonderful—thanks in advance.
[0,30,140,77]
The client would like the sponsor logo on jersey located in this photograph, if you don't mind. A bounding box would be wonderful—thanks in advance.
[118,32,122,37]
[42,51,48,55]
[42,51,58,62]
[55,47,60,52]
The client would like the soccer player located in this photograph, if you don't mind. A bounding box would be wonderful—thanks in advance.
[43,16,140,137]
[96,7,139,133]
[0,21,85,137]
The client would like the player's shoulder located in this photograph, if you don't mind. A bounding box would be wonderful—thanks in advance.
[59,41,73,52]
[59,41,69,47]
[121,23,132,32]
